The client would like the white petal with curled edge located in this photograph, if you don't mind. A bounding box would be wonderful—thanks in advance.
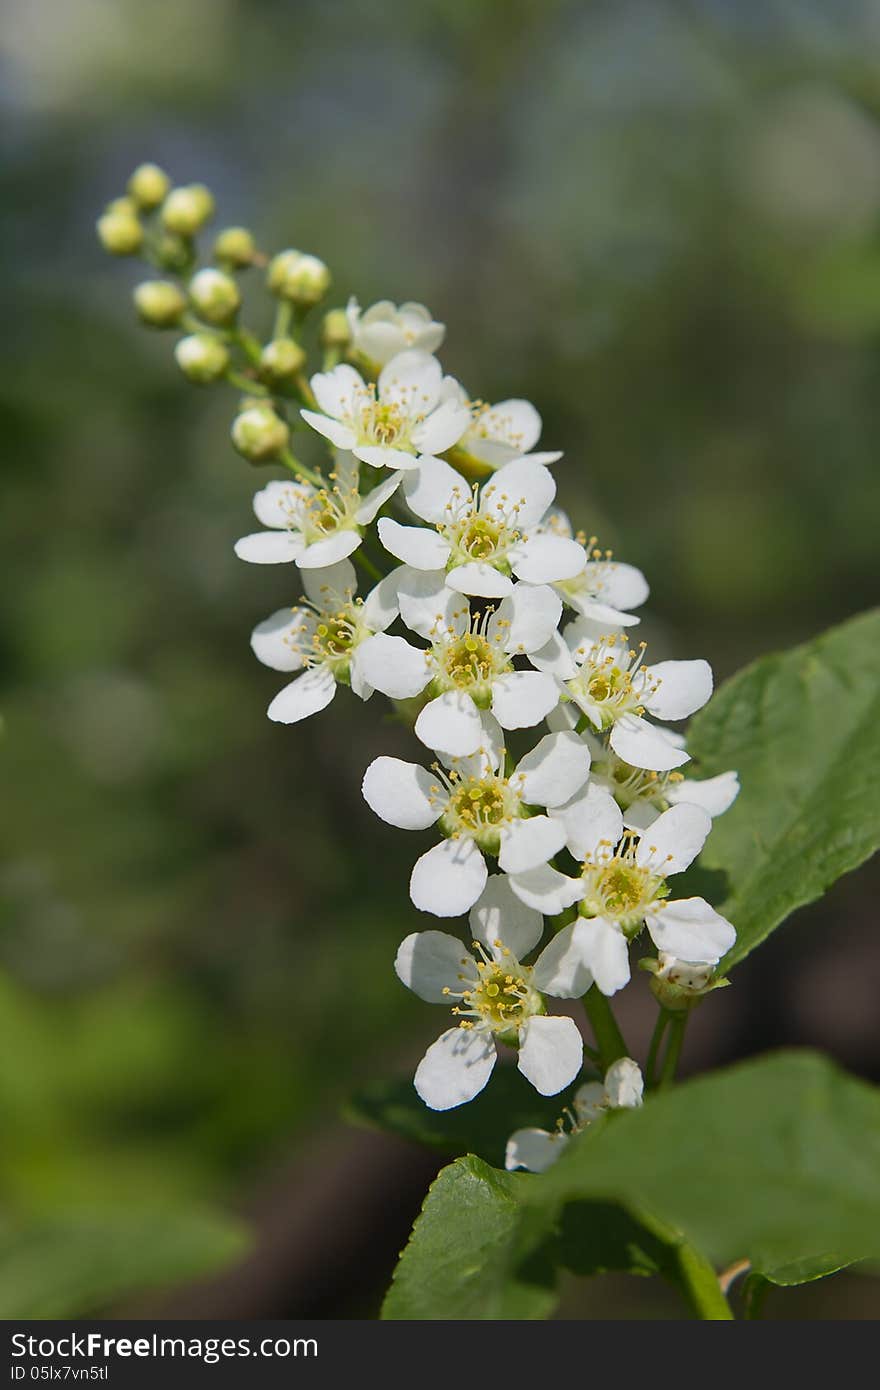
[519,450,562,466]
[354,445,421,471]
[397,569,457,639]
[667,770,740,818]
[362,568,405,632]
[356,470,404,525]
[482,459,556,529]
[234,530,304,565]
[299,530,362,569]
[572,917,631,996]
[577,599,641,629]
[250,607,311,673]
[508,864,584,915]
[348,647,374,701]
[505,1127,568,1174]
[377,517,451,570]
[645,897,736,964]
[267,665,337,724]
[402,455,466,523]
[604,1058,644,1109]
[528,630,578,680]
[550,782,623,861]
[492,583,562,654]
[517,1015,583,1096]
[300,408,357,450]
[531,922,594,998]
[357,634,431,700]
[610,714,690,772]
[415,691,483,756]
[497,815,566,875]
[635,803,712,876]
[413,400,472,454]
[361,756,440,830]
[394,931,476,1003]
[378,349,442,411]
[512,535,587,584]
[410,838,489,917]
[253,479,310,529]
[514,730,591,808]
[446,562,514,598]
[491,671,559,731]
[301,559,357,609]
[414,1026,497,1111]
[644,659,713,721]
[469,874,543,962]
[309,363,365,418]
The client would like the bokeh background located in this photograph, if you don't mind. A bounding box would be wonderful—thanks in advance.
[2,0,879,1319]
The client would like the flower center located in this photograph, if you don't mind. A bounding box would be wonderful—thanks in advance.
[567,636,653,730]
[578,837,668,934]
[438,771,519,854]
[358,398,411,449]
[445,940,542,1038]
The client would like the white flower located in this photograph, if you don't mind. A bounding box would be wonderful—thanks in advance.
[536,510,649,626]
[505,1058,644,1173]
[508,796,736,995]
[234,454,402,570]
[300,350,470,471]
[250,558,401,724]
[378,456,587,597]
[439,379,561,473]
[533,621,713,772]
[361,718,591,916]
[355,577,562,756]
[346,298,445,371]
[395,876,584,1109]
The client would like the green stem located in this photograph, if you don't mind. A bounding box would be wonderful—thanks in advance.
[278,448,324,489]
[233,326,263,366]
[273,302,293,341]
[226,370,268,396]
[354,548,383,583]
[645,1009,669,1089]
[676,1243,734,1320]
[659,1013,687,1089]
[582,987,628,1071]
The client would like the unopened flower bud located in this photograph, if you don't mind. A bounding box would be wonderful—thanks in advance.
[161,184,215,236]
[133,279,187,329]
[97,208,144,256]
[188,267,240,324]
[231,405,290,461]
[321,308,351,349]
[174,333,230,384]
[259,338,307,386]
[267,249,331,307]
[213,226,256,269]
[639,954,729,1012]
[152,232,192,273]
[127,162,170,210]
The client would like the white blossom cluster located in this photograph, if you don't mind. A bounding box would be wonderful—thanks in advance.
[236,300,739,1117]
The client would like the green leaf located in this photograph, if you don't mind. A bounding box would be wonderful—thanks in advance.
[346,1065,568,1167]
[533,1051,880,1278]
[0,1206,249,1318]
[687,608,880,969]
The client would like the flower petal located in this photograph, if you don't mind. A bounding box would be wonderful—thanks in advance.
[514,730,591,808]
[361,756,440,830]
[415,691,483,756]
[483,459,556,530]
[378,349,442,411]
[491,671,559,731]
[394,931,476,1003]
[550,782,623,860]
[528,630,578,680]
[299,530,362,569]
[646,897,736,964]
[234,531,304,564]
[309,362,365,418]
[410,838,489,917]
[402,455,466,523]
[491,583,562,654]
[517,1015,583,1096]
[355,470,404,524]
[604,1058,644,1109]
[610,714,691,772]
[532,922,594,998]
[250,607,310,672]
[469,873,544,961]
[635,803,712,875]
[667,770,740,818]
[362,568,405,632]
[357,634,431,699]
[413,399,471,453]
[354,445,421,471]
[398,569,457,639]
[572,917,631,996]
[588,560,649,613]
[505,1127,568,1173]
[497,815,566,874]
[252,479,310,529]
[512,535,586,584]
[300,408,357,450]
[644,659,713,721]
[378,517,452,570]
[266,666,337,724]
[446,563,513,598]
[301,560,357,609]
[508,864,584,915]
[414,1026,497,1111]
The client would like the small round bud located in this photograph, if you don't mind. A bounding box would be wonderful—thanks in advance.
[321,308,351,349]
[174,333,230,384]
[105,196,139,217]
[161,184,215,236]
[152,232,192,273]
[133,279,187,329]
[97,209,144,256]
[231,405,290,461]
[188,267,241,325]
[213,226,256,269]
[259,338,307,386]
[127,162,171,210]
[267,249,331,307]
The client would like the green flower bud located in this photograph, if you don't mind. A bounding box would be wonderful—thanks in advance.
[153,232,192,273]
[639,955,729,1013]
[127,162,171,210]
[106,196,139,217]
[161,184,215,236]
[188,267,241,325]
[96,208,144,256]
[213,226,256,269]
[133,279,187,329]
[321,307,351,349]
[267,249,331,307]
[231,405,290,461]
[259,338,307,386]
[174,333,230,384]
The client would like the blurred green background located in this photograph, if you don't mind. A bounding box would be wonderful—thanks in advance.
[1,0,879,1318]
